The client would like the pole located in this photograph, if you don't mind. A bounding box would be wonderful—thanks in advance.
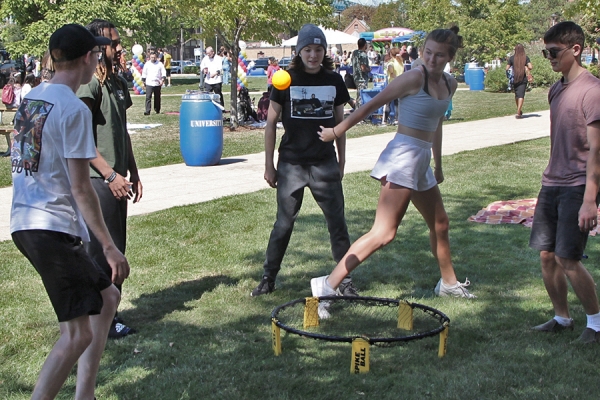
[180,24,184,60]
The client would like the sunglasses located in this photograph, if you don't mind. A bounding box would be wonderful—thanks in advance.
[542,45,574,59]
[91,50,104,61]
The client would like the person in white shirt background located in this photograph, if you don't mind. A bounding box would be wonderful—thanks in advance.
[141,51,166,115]
[20,74,35,101]
[200,46,224,106]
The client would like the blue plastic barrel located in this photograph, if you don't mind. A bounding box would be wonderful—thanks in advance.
[179,92,223,166]
[469,67,485,91]
[464,62,477,85]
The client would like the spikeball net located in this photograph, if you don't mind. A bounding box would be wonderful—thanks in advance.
[271,296,450,373]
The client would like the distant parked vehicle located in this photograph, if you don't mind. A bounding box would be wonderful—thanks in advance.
[251,58,270,71]
[0,60,18,88]
[172,60,194,74]
[171,60,182,74]
[279,57,292,70]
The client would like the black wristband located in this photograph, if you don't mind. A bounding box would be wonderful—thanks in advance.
[105,171,117,183]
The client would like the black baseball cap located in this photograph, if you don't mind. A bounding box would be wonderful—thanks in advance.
[49,24,111,62]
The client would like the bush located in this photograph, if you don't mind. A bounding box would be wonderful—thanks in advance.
[584,63,599,78]
[484,54,562,93]
[528,54,561,88]
[183,65,199,75]
[484,66,510,93]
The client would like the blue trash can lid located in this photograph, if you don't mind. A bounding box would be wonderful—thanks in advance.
[182,91,220,101]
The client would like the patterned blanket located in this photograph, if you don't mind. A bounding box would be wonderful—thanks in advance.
[468,199,600,236]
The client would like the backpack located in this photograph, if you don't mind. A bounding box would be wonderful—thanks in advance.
[2,84,15,106]
[506,66,514,90]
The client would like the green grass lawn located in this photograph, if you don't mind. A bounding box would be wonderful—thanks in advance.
[0,77,550,188]
[2,136,600,399]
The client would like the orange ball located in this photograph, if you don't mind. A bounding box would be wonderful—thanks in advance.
[272,69,291,90]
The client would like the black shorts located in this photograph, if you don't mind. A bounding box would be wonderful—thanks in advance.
[513,81,527,99]
[12,230,112,322]
[529,185,599,260]
[166,68,171,77]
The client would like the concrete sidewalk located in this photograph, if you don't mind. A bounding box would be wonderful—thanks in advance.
[0,110,550,242]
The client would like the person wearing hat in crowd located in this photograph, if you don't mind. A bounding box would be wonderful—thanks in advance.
[250,24,359,297]
[266,56,280,92]
[77,18,142,340]
[10,23,129,398]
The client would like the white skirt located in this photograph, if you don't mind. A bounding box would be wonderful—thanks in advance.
[370,133,437,191]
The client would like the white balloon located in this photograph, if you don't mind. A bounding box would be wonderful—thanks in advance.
[239,40,247,50]
[132,44,143,55]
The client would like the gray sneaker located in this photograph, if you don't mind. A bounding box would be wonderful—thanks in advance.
[434,278,476,299]
[532,318,574,332]
[311,276,337,319]
[578,328,600,344]
[338,277,359,297]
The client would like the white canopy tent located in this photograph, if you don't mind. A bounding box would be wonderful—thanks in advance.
[281,27,358,47]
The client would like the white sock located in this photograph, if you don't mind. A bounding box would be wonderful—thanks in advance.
[441,280,457,288]
[553,315,573,326]
[586,312,600,332]
[324,276,334,290]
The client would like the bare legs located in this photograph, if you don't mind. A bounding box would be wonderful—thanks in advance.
[31,285,120,400]
[327,180,459,289]
[411,185,458,286]
[515,97,524,117]
[75,285,120,399]
[540,250,599,318]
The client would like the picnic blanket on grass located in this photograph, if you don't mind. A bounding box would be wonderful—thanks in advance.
[468,198,600,236]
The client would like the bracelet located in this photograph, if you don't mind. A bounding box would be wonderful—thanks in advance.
[105,171,117,183]
[332,127,339,139]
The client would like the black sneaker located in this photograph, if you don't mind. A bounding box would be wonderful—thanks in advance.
[108,317,137,339]
[250,276,275,297]
[338,277,359,297]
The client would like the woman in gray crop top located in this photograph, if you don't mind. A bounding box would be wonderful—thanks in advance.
[310,26,476,310]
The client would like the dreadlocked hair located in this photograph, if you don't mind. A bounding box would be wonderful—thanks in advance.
[86,19,116,85]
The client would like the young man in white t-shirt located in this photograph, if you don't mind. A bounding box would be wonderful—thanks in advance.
[10,24,130,398]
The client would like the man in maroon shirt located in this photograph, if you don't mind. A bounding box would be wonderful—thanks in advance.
[530,21,600,344]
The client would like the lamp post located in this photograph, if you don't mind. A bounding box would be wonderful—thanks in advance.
[180,23,184,60]
[333,0,344,31]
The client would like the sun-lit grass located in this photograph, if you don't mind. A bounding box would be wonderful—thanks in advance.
[2,136,600,399]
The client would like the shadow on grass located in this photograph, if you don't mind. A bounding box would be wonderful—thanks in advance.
[126,275,238,324]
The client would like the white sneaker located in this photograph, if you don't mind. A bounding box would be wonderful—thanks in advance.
[311,276,337,319]
[434,278,476,299]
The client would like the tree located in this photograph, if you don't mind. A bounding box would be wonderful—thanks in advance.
[0,0,185,57]
[405,0,457,32]
[459,0,529,63]
[179,0,334,129]
[370,1,410,31]
[340,5,377,31]
[522,0,566,41]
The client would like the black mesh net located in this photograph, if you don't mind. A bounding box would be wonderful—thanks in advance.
[272,296,449,347]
